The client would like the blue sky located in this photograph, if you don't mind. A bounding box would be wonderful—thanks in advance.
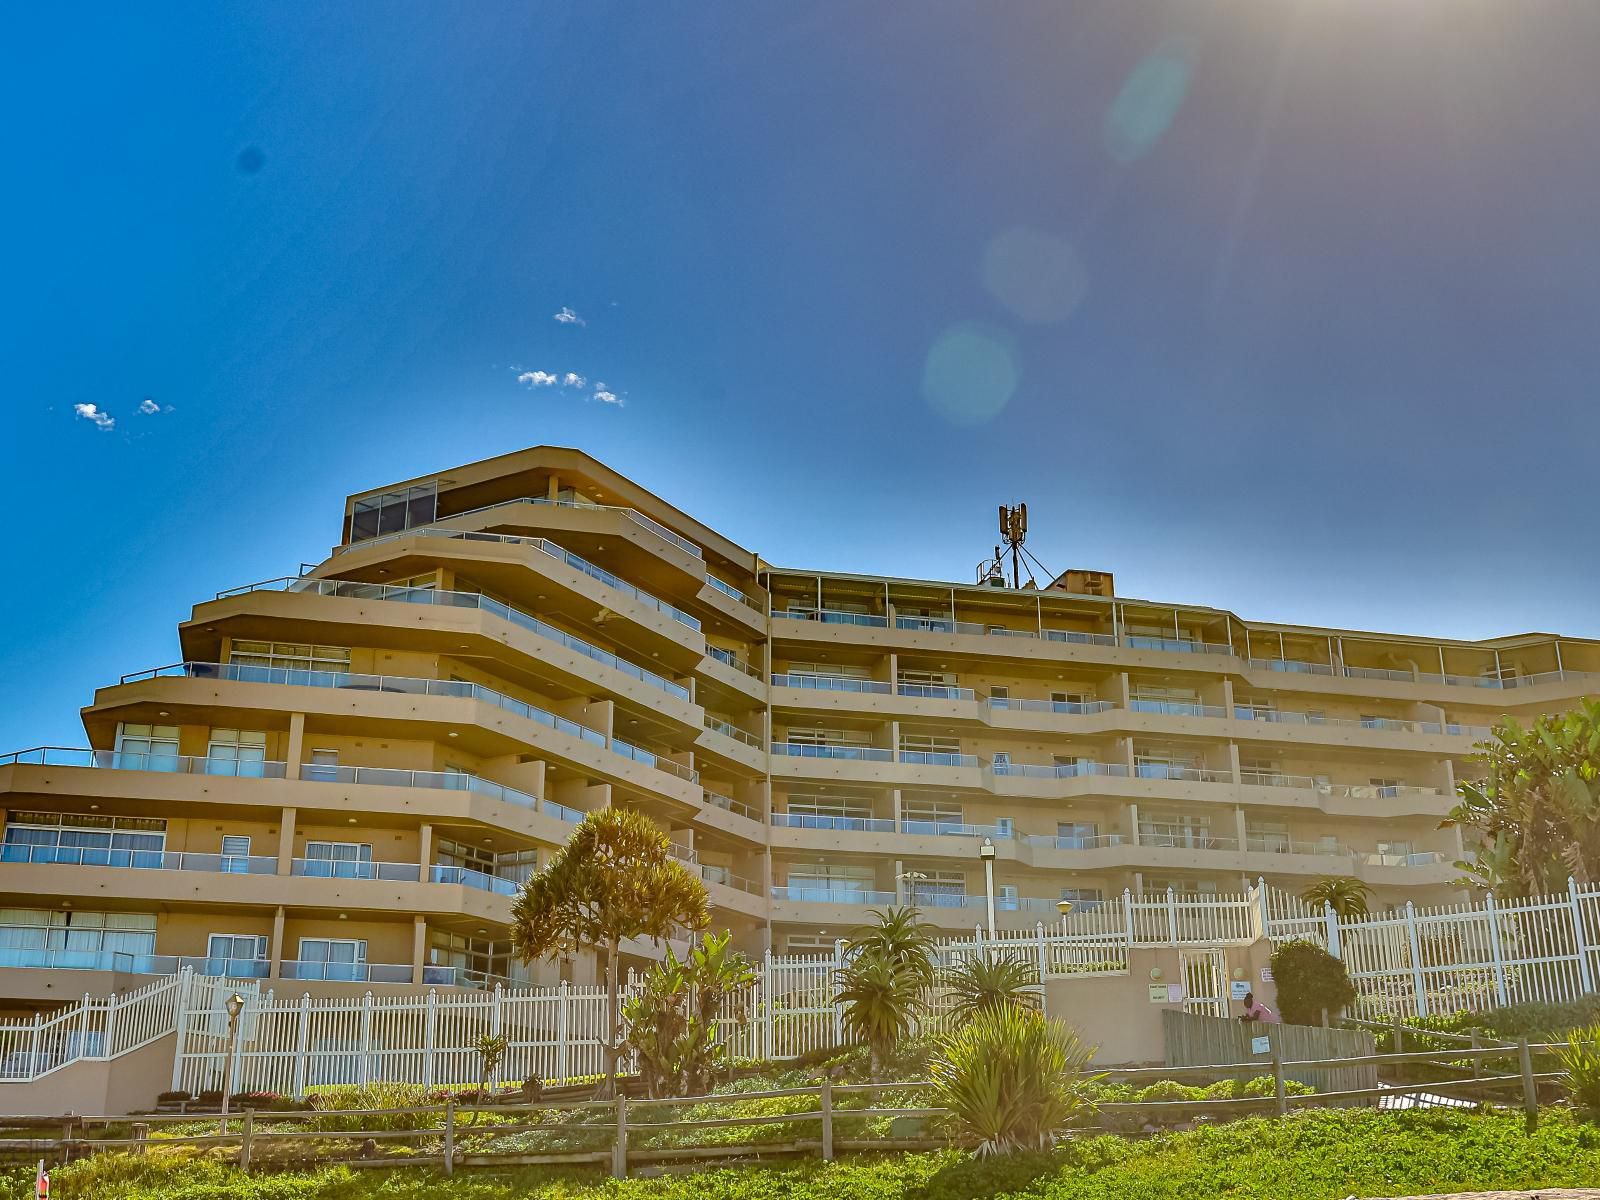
[5,1,1600,749]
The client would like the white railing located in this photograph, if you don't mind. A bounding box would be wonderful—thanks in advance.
[706,645,762,679]
[217,578,690,700]
[771,673,892,694]
[1022,832,1127,850]
[703,790,761,821]
[770,742,893,761]
[773,608,890,628]
[1134,764,1235,783]
[989,697,1115,715]
[350,494,704,559]
[991,760,1130,779]
[771,811,894,833]
[0,747,289,776]
[326,525,703,629]
[703,715,762,749]
[1130,699,1227,719]
[0,974,186,1082]
[896,683,977,700]
[770,886,898,905]
[118,662,697,785]
[1233,708,1491,738]
[896,750,982,768]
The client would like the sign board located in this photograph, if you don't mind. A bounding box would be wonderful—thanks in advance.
[1166,983,1185,1004]
[1148,984,1169,1003]
[1251,1034,1272,1056]
[1260,967,1274,983]
[1230,980,1251,1000]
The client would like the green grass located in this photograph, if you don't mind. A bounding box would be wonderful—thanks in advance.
[22,1108,1600,1200]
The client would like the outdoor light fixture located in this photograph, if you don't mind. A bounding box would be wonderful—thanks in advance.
[219,992,247,1133]
[1149,967,1164,981]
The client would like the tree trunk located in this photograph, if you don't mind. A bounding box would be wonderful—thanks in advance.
[604,941,620,1099]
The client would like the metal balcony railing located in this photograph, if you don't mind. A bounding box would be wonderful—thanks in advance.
[0,845,279,874]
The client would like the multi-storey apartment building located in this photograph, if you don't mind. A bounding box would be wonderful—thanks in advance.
[1,445,1595,1007]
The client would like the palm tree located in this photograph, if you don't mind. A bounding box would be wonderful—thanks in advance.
[944,952,1040,1021]
[510,809,709,1096]
[1301,877,1372,918]
[847,906,937,991]
[834,950,924,1082]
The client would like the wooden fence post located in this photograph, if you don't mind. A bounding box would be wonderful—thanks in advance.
[442,1098,455,1176]
[1470,1028,1481,1080]
[132,1122,149,1156]
[1270,1028,1287,1118]
[820,1077,834,1162]
[1518,1038,1538,1124]
[1392,1012,1405,1055]
[612,1094,628,1179]
[240,1109,254,1171]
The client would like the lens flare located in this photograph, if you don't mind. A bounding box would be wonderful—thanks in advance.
[1105,39,1196,165]
[922,322,1020,426]
[982,227,1089,324]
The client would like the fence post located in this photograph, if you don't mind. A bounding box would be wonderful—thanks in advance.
[820,1076,834,1161]
[612,1094,628,1179]
[1403,903,1428,1018]
[77,993,91,1065]
[1570,878,1595,994]
[1323,903,1341,959]
[358,991,374,1087]
[1518,1037,1538,1124]
[240,1109,254,1171]
[423,990,437,1091]
[132,1122,149,1156]
[1470,1028,1481,1080]
[1257,877,1272,940]
[1392,1011,1405,1054]
[104,993,119,1057]
[1270,1026,1287,1118]
[556,982,570,1083]
[1484,894,1510,1006]
[762,951,775,1059]
[1122,888,1136,948]
[1035,922,1050,1012]
[293,994,312,1099]
[1166,888,1180,944]
[442,1098,455,1176]
[170,968,193,1092]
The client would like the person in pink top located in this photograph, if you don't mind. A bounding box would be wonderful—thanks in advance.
[1238,992,1280,1023]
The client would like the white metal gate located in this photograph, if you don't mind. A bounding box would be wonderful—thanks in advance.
[1180,949,1229,1017]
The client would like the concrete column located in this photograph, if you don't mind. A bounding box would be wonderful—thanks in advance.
[547,474,561,500]
[1121,737,1136,772]
[884,652,898,687]
[268,906,286,979]
[1125,802,1140,846]
[1234,806,1249,851]
[891,788,903,829]
[1110,672,1131,708]
[419,824,434,876]
[277,809,297,875]
[1227,742,1242,783]
[411,916,428,985]
[1220,679,1235,714]
[285,713,306,781]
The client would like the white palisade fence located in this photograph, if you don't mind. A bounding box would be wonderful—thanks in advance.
[7,881,1600,1092]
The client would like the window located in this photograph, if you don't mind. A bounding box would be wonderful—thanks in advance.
[298,938,367,979]
[1056,821,1099,849]
[229,642,352,673]
[301,841,373,877]
[989,685,1009,709]
[996,884,1020,909]
[1140,813,1213,849]
[349,481,438,542]
[899,735,961,753]
[785,793,874,820]
[786,728,871,747]
[787,662,869,679]
[901,799,962,833]
[1059,887,1104,909]
[784,933,839,954]
[114,723,180,771]
[898,669,956,687]
[910,869,966,906]
[1247,822,1291,853]
[785,863,873,899]
[220,835,253,873]
[207,933,267,964]
[304,748,340,783]
[0,909,156,967]
[206,729,268,777]
[1135,748,1200,779]
[2,811,166,867]
[1370,777,1402,797]
[429,930,520,984]
[1145,878,1219,895]
[1050,690,1087,707]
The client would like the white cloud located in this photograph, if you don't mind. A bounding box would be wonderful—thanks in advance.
[73,403,115,430]
[562,372,586,388]
[553,306,586,326]
[517,371,560,387]
[137,397,174,415]
[592,389,623,407]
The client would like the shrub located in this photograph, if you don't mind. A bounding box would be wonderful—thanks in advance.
[942,953,1041,1022]
[930,1005,1099,1156]
[307,1082,436,1131]
[1556,1023,1600,1117]
[228,1091,284,1109]
[155,1090,191,1104]
[836,950,925,1082]
[1270,939,1355,1026]
[195,1090,224,1106]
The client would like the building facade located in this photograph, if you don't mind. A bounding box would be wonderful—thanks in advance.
[1,445,1594,1010]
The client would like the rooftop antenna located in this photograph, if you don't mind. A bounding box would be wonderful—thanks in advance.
[1000,503,1028,589]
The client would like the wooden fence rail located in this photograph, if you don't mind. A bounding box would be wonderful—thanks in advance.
[5,1039,1583,1179]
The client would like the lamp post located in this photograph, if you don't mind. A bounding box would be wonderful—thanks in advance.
[896,869,927,911]
[979,838,997,939]
[219,992,245,1134]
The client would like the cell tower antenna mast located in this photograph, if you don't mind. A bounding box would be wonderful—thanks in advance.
[999,503,1027,590]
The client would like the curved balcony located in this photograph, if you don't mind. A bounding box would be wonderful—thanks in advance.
[110,662,698,787]
[0,844,278,874]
